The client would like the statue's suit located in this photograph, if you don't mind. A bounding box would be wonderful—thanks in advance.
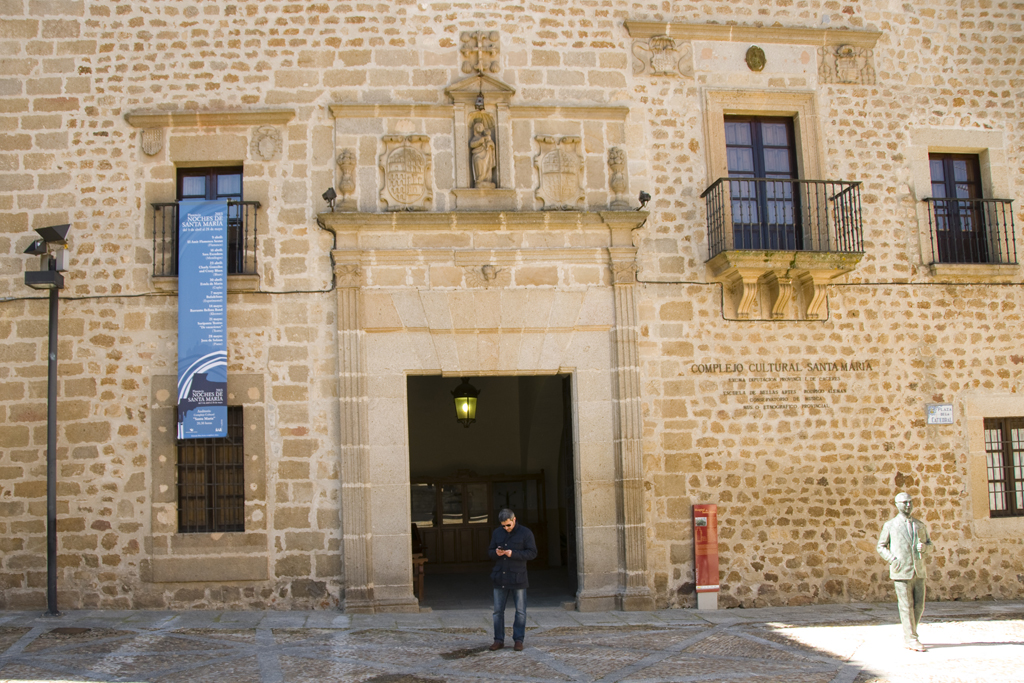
[877,514,933,644]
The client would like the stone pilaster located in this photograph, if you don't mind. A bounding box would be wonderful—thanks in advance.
[609,243,656,611]
[334,256,375,613]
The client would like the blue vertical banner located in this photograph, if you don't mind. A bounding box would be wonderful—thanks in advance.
[177,200,228,439]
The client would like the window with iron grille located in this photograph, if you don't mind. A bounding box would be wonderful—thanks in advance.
[984,417,1024,518]
[153,166,261,277]
[177,405,246,533]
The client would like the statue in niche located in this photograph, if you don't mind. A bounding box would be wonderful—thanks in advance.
[469,119,496,189]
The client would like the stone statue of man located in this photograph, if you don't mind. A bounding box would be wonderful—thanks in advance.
[876,492,934,651]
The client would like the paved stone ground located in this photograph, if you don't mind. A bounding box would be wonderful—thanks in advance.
[1,601,1022,682]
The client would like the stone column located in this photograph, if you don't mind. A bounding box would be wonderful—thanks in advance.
[606,211,656,611]
[496,102,513,189]
[453,103,469,189]
[333,255,375,613]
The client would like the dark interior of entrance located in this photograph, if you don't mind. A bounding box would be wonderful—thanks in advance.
[407,374,578,609]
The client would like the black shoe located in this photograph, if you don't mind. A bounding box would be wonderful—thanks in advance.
[489,640,504,651]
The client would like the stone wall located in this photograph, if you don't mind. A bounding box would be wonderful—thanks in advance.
[1,1,1023,610]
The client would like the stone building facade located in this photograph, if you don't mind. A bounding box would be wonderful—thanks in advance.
[1,1,1022,611]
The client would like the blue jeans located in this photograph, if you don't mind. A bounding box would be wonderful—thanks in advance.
[492,588,527,643]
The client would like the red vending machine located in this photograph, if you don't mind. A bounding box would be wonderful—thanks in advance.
[693,503,719,610]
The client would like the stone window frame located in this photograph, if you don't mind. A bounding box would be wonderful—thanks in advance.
[701,89,860,321]
[125,109,295,294]
[148,373,270,584]
[908,127,1020,282]
[962,394,1024,540]
[703,89,824,191]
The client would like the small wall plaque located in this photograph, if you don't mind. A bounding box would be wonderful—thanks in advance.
[745,45,766,72]
[926,403,954,425]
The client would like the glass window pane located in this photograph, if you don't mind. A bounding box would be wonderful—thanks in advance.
[724,121,751,146]
[467,483,488,524]
[411,483,436,528]
[180,175,207,198]
[216,173,242,198]
[763,148,793,175]
[760,122,790,147]
[726,148,755,174]
[441,484,463,525]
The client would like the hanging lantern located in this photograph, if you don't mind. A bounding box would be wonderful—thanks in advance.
[451,378,480,428]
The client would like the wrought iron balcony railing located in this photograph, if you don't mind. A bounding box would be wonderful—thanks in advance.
[924,197,1017,266]
[701,178,864,260]
[152,200,261,277]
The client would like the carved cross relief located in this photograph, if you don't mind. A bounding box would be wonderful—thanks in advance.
[460,31,500,74]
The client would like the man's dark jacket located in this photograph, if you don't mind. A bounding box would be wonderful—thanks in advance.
[488,523,538,589]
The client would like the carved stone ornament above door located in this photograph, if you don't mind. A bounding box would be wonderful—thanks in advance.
[141,127,163,156]
[379,135,432,211]
[535,136,585,211]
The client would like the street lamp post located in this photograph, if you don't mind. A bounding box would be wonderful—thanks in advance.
[23,224,71,617]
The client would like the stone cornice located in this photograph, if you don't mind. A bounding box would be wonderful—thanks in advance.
[927,263,1021,283]
[331,248,610,266]
[509,106,629,121]
[317,210,647,234]
[328,104,629,122]
[329,104,453,119]
[124,109,296,128]
[624,20,882,49]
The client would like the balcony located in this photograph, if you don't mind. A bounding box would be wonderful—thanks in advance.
[701,178,865,319]
[924,198,1018,280]
[152,201,261,283]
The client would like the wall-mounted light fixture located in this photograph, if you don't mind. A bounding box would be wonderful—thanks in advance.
[451,378,480,428]
[322,187,337,212]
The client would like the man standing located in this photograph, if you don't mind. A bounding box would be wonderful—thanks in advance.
[488,508,537,652]
[876,492,934,651]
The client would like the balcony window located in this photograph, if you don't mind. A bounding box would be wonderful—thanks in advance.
[926,154,1017,266]
[705,116,863,259]
[701,96,864,320]
[152,166,261,277]
[725,117,801,250]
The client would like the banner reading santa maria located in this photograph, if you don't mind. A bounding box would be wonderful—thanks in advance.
[177,199,228,438]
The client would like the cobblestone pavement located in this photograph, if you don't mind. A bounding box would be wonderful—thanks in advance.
[1,601,1022,682]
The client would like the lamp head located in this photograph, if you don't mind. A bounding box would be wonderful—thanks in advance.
[24,239,48,256]
[322,187,337,211]
[451,378,481,428]
[637,191,651,210]
[34,224,70,245]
